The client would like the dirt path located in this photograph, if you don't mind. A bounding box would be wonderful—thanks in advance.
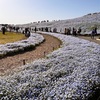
[0,34,61,76]
[0,33,99,76]
[78,35,100,45]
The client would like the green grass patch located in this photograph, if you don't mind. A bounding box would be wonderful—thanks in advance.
[0,32,27,44]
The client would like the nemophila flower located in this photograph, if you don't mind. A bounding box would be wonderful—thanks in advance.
[0,32,100,100]
[0,33,44,57]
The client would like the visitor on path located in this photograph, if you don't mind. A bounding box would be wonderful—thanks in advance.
[25,30,30,37]
[25,28,28,34]
[94,27,97,35]
[64,28,71,35]
[60,29,62,33]
[25,28,30,37]
[45,27,48,32]
[35,27,37,33]
[2,26,6,35]
[64,28,67,35]
[77,27,82,35]
[72,27,77,36]
[91,29,95,39]
[53,28,57,33]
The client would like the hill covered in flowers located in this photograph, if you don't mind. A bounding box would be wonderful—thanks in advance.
[18,12,100,34]
[0,32,100,100]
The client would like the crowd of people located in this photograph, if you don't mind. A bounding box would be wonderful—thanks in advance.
[0,25,98,39]
[0,25,31,37]
[19,26,99,39]
[63,27,82,36]
[64,27,98,39]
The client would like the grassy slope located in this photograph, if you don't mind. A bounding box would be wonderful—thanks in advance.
[0,32,26,44]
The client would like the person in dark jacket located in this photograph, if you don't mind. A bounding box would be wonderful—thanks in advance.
[91,29,95,39]
[25,28,30,37]
[2,26,6,35]
[94,27,97,35]
[34,27,37,33]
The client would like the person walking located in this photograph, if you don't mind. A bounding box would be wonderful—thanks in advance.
[2,26,6,35]
[64,28,67,35]
[77,27,81,35]
[35,27,37,33]
[91,29,95,39]
[94,27,97,35]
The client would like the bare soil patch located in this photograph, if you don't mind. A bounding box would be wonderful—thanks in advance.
[78,35,100,45]
[0,34,61,76]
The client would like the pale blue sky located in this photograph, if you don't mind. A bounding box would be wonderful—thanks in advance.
[0,0,100,24]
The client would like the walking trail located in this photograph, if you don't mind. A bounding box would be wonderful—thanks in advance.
[78,35,100,44]
[0,33,99,76]
[0,34,61,76]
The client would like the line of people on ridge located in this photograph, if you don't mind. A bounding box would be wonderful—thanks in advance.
[63,27,98,39]
[1,25,98,39]
[31,26,98,39]
[64,27,82,36]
